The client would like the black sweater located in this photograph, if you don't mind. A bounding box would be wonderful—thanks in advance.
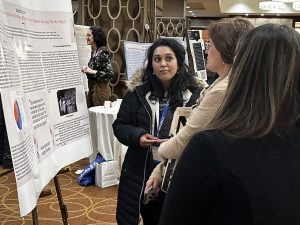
[113,81,201,225]
[159,129,300,225]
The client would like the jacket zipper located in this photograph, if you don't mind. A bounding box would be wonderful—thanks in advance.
[136,89,152,220]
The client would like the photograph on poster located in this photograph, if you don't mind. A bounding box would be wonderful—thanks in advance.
[57,88,77,116]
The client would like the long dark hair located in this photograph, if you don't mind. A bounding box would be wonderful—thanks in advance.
[89,26,107,48]
[142,38,198,110]
[207,24,300,138]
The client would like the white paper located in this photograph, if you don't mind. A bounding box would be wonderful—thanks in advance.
[124,41,152,80]
[0,0,92,216]
[74,24,90,92]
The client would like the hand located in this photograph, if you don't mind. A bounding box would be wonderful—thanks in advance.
[85,66,94,74]
[156,138,169,144]
[146,178,160,194]
[81,66,96,75]
[140,134,158,148]
[81,66,87,73]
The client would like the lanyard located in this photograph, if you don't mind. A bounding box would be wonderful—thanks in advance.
[155,99,169,137]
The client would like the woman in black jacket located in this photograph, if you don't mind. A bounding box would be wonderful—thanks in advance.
[113,38,201,225]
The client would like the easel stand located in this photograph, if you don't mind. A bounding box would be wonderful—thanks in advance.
[32,167,70,225]
[54,175,68,225]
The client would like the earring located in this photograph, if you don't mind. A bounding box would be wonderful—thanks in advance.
[153,73,156,76]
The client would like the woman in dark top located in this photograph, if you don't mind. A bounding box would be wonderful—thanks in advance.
[113,38,201,225]
[81,26,113,107]
[159,24,300,225]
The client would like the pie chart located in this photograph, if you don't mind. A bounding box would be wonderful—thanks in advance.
[14,100,22,130]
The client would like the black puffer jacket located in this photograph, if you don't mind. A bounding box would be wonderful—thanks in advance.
[113,81,201,225]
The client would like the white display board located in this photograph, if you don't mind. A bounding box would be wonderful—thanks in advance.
[0,0,92,217]
[74,24,91,92]
[187,30,207,80]
[124,41,152,80]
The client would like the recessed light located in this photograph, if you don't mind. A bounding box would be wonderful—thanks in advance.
[277,13,280,16]
[245,13,249,16]
[189,10,193,12]
[261,14,265,16]
[186,6,190,9]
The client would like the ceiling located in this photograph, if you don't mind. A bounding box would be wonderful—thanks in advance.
[158,0,300,17]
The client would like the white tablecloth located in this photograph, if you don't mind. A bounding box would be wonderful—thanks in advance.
[88,106,127,169]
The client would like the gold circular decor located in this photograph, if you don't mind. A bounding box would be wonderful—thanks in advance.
[109,61,120,87]
[107,0,121,20]
[87,0,102,20]
[126,28,140,42]
[107,28,121,53]
[126,0,141,20]
[157,21,165,36]
[176,22,184,36]
[167,21,175,36]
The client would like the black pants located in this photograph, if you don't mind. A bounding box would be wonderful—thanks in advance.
[0,95,11,167]
[140,190,166,225]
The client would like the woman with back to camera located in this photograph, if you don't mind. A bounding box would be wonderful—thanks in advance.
[81,26,113,107]
[112,38,201,225]
[159,23,300,225]
[146,17,254,192]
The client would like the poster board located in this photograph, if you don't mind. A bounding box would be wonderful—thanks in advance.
[187,30,207,80]
[124,41,152,80]
[74,24,91,92]
[0,0,92,217]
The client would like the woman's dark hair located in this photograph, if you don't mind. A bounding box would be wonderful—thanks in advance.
[142,38,198,110]
[89,26,107,48]
[206,23,300,138]
[208,17,254,64]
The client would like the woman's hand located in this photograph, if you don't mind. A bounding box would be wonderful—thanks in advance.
[145,178,160,194]
[156,138,169,144]
[81,66,96,75]
[139,134,158,148]
[81,66,87,73]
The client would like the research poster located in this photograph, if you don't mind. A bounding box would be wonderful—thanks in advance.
[0,0,92,216]
[187,30,207,80]
[124,41,152,80]
[74,24,90,92]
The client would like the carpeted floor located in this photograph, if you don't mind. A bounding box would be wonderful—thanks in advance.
[0,158,118,225]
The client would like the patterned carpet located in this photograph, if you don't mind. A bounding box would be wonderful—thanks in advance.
[0,158,118,225]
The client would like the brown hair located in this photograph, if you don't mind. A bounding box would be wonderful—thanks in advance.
[207,23,300,138]
[208,17,254,64]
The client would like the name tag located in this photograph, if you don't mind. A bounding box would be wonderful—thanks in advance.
[151,146,163,161]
